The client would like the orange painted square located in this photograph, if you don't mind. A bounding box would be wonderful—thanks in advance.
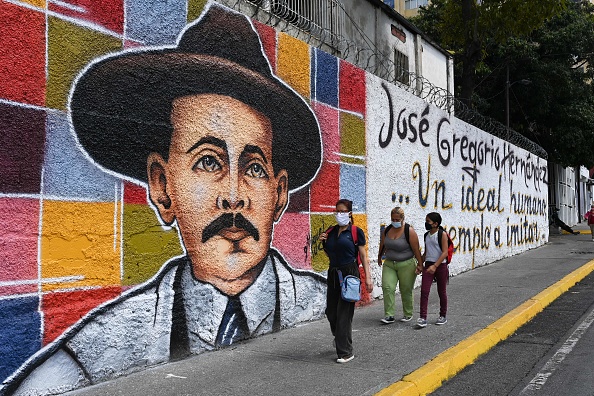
[276,32,310,99]
[40,201,121,291]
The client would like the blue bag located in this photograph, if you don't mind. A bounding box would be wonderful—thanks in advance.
[337,270,361,302]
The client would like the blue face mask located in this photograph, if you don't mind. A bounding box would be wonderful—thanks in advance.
[391,221,402,228]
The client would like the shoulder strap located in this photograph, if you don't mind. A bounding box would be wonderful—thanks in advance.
[351,225,358,245]
[437,227,444,250]
[404,223,410,246]
[384,224,393,236]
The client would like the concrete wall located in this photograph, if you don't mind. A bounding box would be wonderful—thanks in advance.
[0,1,546,394]
[341,0,452,96]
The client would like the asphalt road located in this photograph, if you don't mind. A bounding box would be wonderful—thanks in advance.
[432,272,594,396]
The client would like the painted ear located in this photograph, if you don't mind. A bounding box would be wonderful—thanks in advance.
[273,169,289,222]
[147,152,175,225]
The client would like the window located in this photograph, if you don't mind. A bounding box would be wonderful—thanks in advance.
[394,49,410,85]
[405,0,428,10]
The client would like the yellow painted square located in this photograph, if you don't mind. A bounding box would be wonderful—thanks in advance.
[122,204,183,285]
[310,213,368,272]
[187,0,208,22]
[277,32,310,99]
[47,16,122,110]
[40,201,121,291]
[340,112,366,165]
[22,0,45,8]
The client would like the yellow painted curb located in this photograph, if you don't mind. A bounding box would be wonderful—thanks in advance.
[375,381,418,396]
[487,299,544,340]
[375,258,594,396]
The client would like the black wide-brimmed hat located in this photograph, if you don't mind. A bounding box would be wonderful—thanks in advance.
[70,3,322,192]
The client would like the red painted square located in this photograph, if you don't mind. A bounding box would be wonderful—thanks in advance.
[0,3,46,106]
[48,0,124,35]
[254,20,277,72]
[339,60,366,116]
[42,286,122,344]
[123,182,148,205]
[310,161,339,213]
[0,198,40,297]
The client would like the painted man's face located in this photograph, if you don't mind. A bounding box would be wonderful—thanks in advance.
[147,94,288,296]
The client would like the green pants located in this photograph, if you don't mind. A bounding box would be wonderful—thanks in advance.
[382,257,417,317]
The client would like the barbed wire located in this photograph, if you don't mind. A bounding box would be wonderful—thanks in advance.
[221,0,548,159]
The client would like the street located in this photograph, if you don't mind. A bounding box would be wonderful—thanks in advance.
[432,272,594,396]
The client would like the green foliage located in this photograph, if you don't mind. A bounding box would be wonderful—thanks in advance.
[411,0,594,167]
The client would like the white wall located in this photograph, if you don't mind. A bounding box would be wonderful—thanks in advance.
[365,72,549,292]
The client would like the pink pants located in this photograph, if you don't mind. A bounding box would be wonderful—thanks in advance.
[419,261,449,319]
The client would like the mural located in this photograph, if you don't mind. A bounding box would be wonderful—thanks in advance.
[0,0,547,395]
[366,79,548,275]
[1,2,372,394]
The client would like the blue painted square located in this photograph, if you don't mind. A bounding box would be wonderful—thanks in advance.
[0,296,42,382]
[125,0,187,45]
[384,0,395,8]
[340,164,366,212]
[313,49,338,107]
[42,111,119,201]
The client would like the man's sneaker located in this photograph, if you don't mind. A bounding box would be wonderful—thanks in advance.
[436,316,448,325]
[400,316,412,322]
[337,355,354,363]
[416,318,427,328]
[381,316,395,324]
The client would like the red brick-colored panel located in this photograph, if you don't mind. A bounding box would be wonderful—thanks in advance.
[0,2,46,105]
[0,198,40,297]
[339,60,366,116]
[254,20,277,72]
[123,182,148,205]
[42,286,122,344]
[310,161,339,213]
[48,0,124,34]
[0,103,46,194]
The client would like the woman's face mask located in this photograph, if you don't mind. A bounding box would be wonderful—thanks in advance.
[391,221,402,228]
[335,212,350,226]
[425,222,433,231]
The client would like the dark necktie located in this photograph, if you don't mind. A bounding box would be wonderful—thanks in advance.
[215,296,250,347]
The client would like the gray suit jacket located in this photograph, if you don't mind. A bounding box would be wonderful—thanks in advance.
[2,249,326,395]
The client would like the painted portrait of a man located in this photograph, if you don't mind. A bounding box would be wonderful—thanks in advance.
[2,3,326,394]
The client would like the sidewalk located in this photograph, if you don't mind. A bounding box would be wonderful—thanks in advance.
[68,224,594,396]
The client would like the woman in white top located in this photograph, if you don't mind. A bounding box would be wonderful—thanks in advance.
[417,212,449,328]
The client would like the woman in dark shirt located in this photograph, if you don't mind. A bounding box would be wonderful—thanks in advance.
[320,199,373,363]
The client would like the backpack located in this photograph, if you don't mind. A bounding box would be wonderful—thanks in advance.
[424,227,454,264]
[324,225,361,265]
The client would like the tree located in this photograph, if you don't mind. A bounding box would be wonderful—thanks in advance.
[411,0,567,107]
[475,1,594,167]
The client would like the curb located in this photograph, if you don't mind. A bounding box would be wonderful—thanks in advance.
[375,258,594,396]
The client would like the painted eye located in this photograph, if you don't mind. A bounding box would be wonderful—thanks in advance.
[193,155,221,172]
[245,163,268,178]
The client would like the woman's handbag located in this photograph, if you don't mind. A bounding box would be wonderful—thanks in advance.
[337,270,361,302]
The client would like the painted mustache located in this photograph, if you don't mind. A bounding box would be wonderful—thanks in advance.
[201,213,260,243]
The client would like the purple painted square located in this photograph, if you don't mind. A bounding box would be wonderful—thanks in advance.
[0,103,46,194]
